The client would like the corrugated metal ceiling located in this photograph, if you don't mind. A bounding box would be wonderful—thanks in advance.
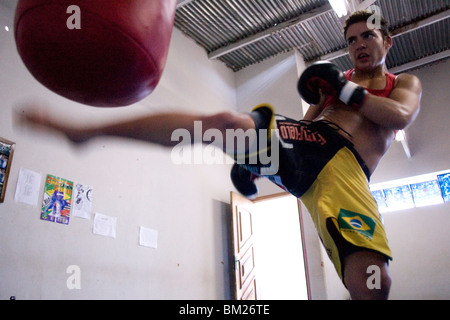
[174,0,450,72]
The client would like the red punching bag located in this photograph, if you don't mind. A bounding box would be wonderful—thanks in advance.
[14,0,177,107]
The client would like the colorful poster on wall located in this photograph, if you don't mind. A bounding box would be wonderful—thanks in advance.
[40,174,73,225]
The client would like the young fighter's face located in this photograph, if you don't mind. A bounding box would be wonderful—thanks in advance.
[345,21,392,72]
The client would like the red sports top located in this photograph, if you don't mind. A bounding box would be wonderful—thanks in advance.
[321,69,397,109]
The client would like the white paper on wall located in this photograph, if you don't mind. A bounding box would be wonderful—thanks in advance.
[93,212,117,238]
[139,226,158,249]
[14,168,41,206]
[72,184,93,220]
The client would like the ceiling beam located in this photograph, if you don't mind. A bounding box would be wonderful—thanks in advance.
[207,3,333,60]
[321,8,450,62]
[390,9,450,37]
[356,0,377,10]
[389,49,450,74]
[176,0,195,9]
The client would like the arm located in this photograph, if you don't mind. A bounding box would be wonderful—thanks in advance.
[359,74,422,130]
[302,93,326,121]
[297,62,422,130]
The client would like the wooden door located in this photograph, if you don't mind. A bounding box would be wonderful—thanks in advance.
[230,192,258,300]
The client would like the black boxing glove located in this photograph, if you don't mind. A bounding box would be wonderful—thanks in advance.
[297,61,368,109]
[230,163,258,199]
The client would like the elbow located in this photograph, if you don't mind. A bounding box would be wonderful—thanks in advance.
[391,106,420,130]
[392,116,411,130]
[202,111,255,133]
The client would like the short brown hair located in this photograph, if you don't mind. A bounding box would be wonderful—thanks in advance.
[343,10,390,39]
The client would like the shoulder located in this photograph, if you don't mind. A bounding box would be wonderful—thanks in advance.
[395,73,421,87]
[394,73,422,93]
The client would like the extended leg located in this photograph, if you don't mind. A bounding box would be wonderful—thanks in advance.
[17,106,256,150]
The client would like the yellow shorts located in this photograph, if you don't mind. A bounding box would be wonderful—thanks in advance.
[301,147,392,281]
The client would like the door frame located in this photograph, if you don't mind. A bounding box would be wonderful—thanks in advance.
[230,191,312,300]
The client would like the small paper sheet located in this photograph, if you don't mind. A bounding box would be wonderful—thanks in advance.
[14,168,41,206]
[72,184,93,220]
[93,213,117,238]
[139,227,158,249]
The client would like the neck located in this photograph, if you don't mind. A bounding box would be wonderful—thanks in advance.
[353,65,387,79]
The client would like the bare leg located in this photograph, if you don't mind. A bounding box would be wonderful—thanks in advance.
[16,105,256,150]
[343,250,391,300]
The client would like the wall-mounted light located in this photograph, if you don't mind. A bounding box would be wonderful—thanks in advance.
[395,130,412,158]
[329,0,348,18]
[329,0,381,18]
[395,130,406,142]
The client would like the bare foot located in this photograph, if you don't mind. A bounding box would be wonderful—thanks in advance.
[14,104,94,144]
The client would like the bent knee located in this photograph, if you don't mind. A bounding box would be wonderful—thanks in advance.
[368,272,391,300]
[345,269,391,300]
[202,112,255,133]
[344,251,392,300]
[380,272,392,296]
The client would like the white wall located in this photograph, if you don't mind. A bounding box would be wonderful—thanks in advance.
[236,51,302,119]
[373,60,450,300]
[0,4,237,299]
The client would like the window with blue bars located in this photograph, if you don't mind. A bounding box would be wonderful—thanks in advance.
[370,171,450,213]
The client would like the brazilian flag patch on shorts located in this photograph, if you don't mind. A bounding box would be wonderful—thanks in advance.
[338,209,376,240]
